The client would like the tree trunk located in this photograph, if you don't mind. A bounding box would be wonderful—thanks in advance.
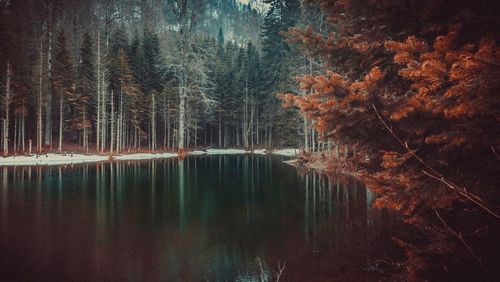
[167,101,171,150]
[83,104,88,152]
[3,62,12,156]
[37,39,43,153]
[304,117,308,151]
[110,90,114,154]
[218,110,222,148]
[45,19,53,148]
[96,31,101,151]
[151,93,156,151]
[58,94,63,152]
[117,89,123,153]
[178,85,186,150]
[21,104,25,152]
[163,94,167,150]
[13,115,17,153]
[101,76,106,152]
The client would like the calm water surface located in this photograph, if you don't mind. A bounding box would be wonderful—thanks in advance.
[0,155,400,281]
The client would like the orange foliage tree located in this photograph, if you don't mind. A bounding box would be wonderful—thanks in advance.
[278,0,500,279]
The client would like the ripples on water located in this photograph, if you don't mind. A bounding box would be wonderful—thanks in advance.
[0,155,401,281]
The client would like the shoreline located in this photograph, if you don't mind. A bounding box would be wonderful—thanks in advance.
[0,148,299,166]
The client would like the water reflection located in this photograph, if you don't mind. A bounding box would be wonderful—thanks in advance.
[0,155,399,281]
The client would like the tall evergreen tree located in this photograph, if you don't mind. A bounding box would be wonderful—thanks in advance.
[52,28,76,152]
[77,33,94,151]
[260,0,302,147]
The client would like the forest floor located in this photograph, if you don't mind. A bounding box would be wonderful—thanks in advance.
[0,148,299,166]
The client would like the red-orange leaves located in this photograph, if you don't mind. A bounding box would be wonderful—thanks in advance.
[381,150,412,169]
[385,36,429,55]
[347,67,385,106]
[475,37,496,63]
[433,31,458,52]
[276,93,296,108]
[425,133,449,144]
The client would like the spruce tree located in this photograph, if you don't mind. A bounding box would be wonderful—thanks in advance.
[52,28,76,152]
[77,33,94,151]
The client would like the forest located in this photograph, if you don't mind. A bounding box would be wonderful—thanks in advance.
[1,0,500,280]
[0,0,312,155]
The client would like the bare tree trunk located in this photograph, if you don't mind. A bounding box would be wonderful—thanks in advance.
[13,115,17,153]
[178,85,186,150]
[101,77,106,152]
[117,89,123,153]
[193,107,197,148]
[110,90,114,154]
[37,39,43,153]
[167,101,171,150]
[311,127,316,152]
[304,117,308,151]
[96,31,101,151]
[243,81,249,148]
[268,116,273,148]
[3,62,12,156]
[151,93,156,151]
[163,94,167,150]
[83,104,88,152]
[58,94,63,152]
[218,110,222,148]
[21,103,25,152]
[256,95,259,145]
[45,17,53,148]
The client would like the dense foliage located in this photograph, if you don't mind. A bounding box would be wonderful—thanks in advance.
[278,0,500,280]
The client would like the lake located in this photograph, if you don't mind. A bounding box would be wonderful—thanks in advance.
[0,155,401,281]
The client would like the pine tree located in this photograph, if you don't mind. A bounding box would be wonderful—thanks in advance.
[77,33,94,152]
[260,0,302,147]
[52,28,76,152]
[116,48,143,150]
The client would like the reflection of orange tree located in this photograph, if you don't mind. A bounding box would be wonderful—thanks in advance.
[277,0,500,280]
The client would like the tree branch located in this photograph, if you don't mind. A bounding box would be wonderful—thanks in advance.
[373,104,500,220]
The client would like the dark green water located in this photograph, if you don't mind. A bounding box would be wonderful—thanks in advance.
[0,155,400,281]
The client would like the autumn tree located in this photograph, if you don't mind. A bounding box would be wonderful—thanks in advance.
[278,0,500,279]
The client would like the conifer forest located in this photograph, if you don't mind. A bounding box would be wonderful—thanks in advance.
[0,0,499,281]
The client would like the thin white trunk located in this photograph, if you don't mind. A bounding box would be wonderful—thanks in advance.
[3,62,12,156]
[110,90,114,154]
[304,117,308,151]
[117,89,123,153]
[151,93,156,151]
[256,95,259,145]
[311,127,316,152]
[83,104,88,152]
[163,95,168,150]
[167,101,171,150]
[58,94,63,152]
[218,110,222,148]
[13,115,17,153]
[45,24,52,147]
[37,39,43,152]
[21,104,25,152]
[178,86,186,150]
[101,76,106,152]
[96,31,101,151]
